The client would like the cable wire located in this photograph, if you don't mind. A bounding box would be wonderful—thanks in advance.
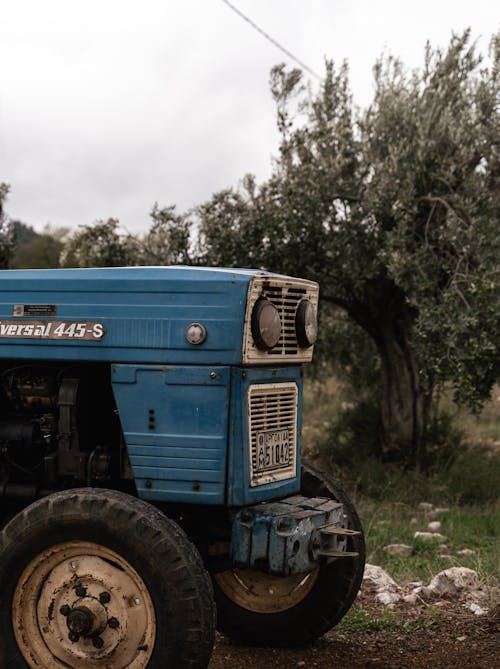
[221,0,322,81]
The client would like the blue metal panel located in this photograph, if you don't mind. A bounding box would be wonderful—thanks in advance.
[227,366,303,507]
[0,267,254,364]
[111,364,230,504]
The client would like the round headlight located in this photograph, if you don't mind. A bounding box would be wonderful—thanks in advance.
[295,299,318,348]
[251,299,281,350]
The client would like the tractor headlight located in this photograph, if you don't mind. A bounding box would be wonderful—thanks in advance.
[251,299,281,350]
[295,299,318,348]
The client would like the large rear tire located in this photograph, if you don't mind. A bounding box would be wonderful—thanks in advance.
[214,460,365,646]
[0,488,215,668]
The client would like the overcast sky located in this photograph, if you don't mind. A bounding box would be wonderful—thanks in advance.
[1,0,498,234]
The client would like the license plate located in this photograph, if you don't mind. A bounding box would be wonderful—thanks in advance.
[255,429,290,471]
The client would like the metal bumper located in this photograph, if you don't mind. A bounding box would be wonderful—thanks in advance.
[231,495,360,576]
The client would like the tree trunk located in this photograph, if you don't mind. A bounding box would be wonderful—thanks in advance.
[376,318,428,467]
[325,281,431,467]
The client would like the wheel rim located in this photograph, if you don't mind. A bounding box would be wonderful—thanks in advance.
[12,541,156,669]
[215,568,319,613]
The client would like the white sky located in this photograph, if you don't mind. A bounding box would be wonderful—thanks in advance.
[1,0,498,233]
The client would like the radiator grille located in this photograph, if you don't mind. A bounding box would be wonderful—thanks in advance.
[242,276,319,364]
[248,382,298,487]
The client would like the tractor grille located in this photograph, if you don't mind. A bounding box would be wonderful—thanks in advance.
[242,276,319,364]
[248,382,298,487]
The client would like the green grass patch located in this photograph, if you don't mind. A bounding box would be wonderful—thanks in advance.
[302,376,500,590]
[357,499,500,585]
[339,605,443,634]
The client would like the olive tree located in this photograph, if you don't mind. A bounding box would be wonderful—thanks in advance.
[0,184,14,269]
[137,204,191,265]
[61,218,139,268]
[197,32,500,463]
[61,205,191,268]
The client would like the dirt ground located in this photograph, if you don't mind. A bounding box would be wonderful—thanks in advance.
[209,594,499,669]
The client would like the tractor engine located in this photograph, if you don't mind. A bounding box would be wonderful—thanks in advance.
[0,364,115,497]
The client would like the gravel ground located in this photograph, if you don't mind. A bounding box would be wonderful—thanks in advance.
[209,596,499,669]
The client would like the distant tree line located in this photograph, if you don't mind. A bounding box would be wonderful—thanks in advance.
[1,30,498,466]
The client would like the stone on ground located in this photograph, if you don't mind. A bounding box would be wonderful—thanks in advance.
[383,543,413,557]
[423,567,479,598]
[418,502,434,512]
[363,564,402,607]
[414,531,447,543]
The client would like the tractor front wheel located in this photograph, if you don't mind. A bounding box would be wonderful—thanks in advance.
[0,488,215,668]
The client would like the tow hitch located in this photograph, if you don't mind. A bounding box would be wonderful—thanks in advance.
[231,494,361,576]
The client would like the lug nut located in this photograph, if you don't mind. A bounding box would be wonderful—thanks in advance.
[92,636,104,649]
[59,605,71,617]
[108,617,119,629]
[74,585,87,597]
[99,591,111,604]
[68,632,80,643]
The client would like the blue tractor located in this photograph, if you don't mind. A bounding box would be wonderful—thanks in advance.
[0,266,364,669]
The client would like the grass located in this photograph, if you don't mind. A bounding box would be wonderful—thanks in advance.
[358,498,500,587]
[338,605,443,634]
[302,377,500,594]
[455,384,500,444]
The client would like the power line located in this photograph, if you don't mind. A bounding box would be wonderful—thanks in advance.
[221,0,322,81]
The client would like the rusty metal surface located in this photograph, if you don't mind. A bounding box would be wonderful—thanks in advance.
[214,568,319,614]
[231,495,354,575]
[12,540,155,669]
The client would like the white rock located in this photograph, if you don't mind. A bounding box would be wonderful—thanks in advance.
[426,567,479,597]
[466,602,488,616]
[414,531,447,543]
[363,564,399,591]
[418,502,434,512]
[408,581,423,590]
[363,564,403,608]
[383,543,413,557]
[428,521,442,532]
[457,548,476,556]
[434,507,450,514]
[402,593,419,605]
[419,586,434,599]
[410,517,418,525]
[376,591,401,606]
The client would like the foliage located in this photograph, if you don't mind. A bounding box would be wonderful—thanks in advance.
[10,220,38,246]
[196,31,500,461]
[445,446,500,504]
[137,204,191,265]
[304,374,500,505]
[0,183,14,269]
[60,205,192,268]
[61,218,139,268]
[10,222,68,269]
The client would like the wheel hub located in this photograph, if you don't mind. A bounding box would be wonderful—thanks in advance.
[64,596,108,639]
[66,607,93,636]
[12,541,155,669]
